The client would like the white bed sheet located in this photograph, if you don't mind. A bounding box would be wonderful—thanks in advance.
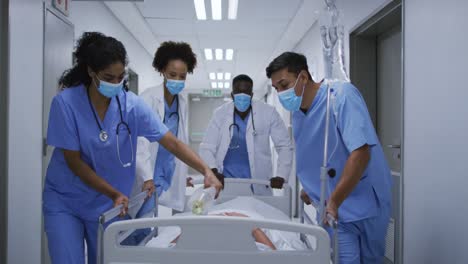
[145,197,308,251]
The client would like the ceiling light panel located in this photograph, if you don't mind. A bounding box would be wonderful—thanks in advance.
[228,0,238,20]
[211,0,222,20]
[215,48,223,60]
[225,49,234,60]
[204,48,213,60]
[194,0,207,20]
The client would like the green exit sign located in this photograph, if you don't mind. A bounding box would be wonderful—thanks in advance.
[203,89,223,97]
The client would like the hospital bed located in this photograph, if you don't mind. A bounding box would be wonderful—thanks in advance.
[97,178,336,264]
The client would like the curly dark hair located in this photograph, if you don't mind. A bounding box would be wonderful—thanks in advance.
[60,32,128,88]
[153,41,197,73]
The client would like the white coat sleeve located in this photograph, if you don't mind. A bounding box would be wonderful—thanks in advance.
[136,137,154,183]
[135,94,159,184]
[199,112,221,169]
[269,108,293,181]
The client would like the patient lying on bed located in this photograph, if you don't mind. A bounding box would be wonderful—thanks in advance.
[168,211,276,250]
[145,197,307,251]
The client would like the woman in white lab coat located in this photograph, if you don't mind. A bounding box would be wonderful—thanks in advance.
[199,74,293,195]
[131,41,196,218]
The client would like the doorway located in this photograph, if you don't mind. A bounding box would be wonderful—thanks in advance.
[127,68,139,94]
[187,94,227,175]
[350,1,403,263]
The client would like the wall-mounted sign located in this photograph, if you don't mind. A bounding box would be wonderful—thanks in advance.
[53,0,70,17]
[203,89,223,97]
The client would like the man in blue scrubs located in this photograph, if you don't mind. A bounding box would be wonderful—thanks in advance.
[266,52,392,263]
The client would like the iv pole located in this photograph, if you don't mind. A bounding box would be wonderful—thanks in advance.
[318,82,339,264]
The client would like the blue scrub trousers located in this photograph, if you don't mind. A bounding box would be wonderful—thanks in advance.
[43,191,99,264]
[44,212,98,264]
[325,203,391,264]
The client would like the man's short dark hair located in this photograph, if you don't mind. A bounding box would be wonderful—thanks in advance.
[232,74,253,86]
[265,52,312,80]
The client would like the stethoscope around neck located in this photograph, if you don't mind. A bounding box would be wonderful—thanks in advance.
[228,105,257,149]
[86,87,134,168]
[163,95,180,134]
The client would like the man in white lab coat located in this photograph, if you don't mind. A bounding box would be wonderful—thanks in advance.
[199,74,293,194]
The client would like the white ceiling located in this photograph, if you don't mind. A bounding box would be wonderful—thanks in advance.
[106,0,324,94]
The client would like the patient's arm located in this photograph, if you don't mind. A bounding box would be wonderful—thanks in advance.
[252,228,276,250]
[170,212,277,250]
[170,235,180,244]
[224,212,276,250]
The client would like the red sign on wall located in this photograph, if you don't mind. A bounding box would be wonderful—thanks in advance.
[53,0,70,17]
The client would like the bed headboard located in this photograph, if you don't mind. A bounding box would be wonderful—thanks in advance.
[103,216,330,264]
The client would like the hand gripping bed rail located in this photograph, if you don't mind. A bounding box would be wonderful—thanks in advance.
[97,190,158,264]
[103,216,331,264]
[300,194,339,264]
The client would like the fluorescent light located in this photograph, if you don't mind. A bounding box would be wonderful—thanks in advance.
[211,82,218,89]
[225,82,230,89]
[224,72,231,80]
[218,82,223,88]
[211,0,222,20]
[204,48,213,60]
[225,49,234,60]
[194,0,207,20]
[209,72,216,80]
[228,0,238,20]
[192,97,201,102]
[215,49,223,60]
[216,72,223,80]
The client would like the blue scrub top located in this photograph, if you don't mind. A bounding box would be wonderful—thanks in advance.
[293,82,392,223]
[43,84,169,221]
[223,112,252,179]
[154,97,179,195]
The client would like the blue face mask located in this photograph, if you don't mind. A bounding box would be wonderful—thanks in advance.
[96,77,124,98]
[278,76,304,112]
[166,79,185,95]
[233,93,252,112]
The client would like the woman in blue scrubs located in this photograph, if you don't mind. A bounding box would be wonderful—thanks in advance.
[43,32,222,264]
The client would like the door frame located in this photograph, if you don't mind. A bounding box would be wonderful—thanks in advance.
[41,3,74,182]
[350,1,404,263]
[0,0,9,263]
[41,4,75,264]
